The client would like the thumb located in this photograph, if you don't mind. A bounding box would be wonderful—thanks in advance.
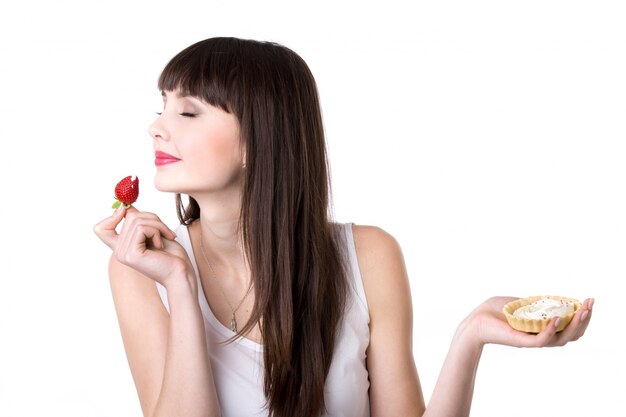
[93,205,127,249]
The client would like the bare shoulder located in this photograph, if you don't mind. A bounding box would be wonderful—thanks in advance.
[351,225,403,263]
[350,225,411,320]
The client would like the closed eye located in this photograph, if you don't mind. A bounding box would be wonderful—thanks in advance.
[155,112,196,118]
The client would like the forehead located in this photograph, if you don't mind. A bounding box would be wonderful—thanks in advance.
[161,90,205,107]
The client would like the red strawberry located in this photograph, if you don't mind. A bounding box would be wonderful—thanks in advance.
[112,175,139,209]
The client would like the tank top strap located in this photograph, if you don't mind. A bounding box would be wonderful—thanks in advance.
[341,223,370,318]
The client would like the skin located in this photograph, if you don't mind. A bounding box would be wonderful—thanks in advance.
[355,226,593,416]
[94,89,594,417]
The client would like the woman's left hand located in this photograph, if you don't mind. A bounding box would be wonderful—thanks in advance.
[464,296,594,348]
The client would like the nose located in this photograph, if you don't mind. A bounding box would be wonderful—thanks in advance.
[148,115,168,142]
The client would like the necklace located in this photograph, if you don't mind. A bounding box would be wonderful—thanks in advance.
[199,237,253,333]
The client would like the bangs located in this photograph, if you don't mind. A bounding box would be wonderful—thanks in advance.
[157,38,243,114]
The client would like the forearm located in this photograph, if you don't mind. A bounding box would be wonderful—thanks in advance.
[152,277,221,417]
[423,319,483,417]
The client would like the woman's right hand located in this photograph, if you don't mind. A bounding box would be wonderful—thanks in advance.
[94,205,193,289]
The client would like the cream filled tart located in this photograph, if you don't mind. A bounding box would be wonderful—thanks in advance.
[503,296,581,333]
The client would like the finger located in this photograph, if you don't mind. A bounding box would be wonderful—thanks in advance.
[548,298,594,344]
[128,222,168,255]
[578,298,593,325]
[151,230,164,250]
[123,221,165,250]
[568,298,594,331]
[126,217,177,243]
[93,205,127,248]
[509,316,557,348]
[115,221,155,264]
[532,316,561,347]
[581,297,595,316]
[568,298,594,340]
[120,210,177,241]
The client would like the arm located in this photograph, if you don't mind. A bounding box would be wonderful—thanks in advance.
[361,228,482,417]
[96,207,221,417]
[421,316,482,417]
[425,295,594,417]
[353,225,594,417]
[352,225,425,416]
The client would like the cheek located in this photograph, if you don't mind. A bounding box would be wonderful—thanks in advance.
[184,127,241,170]
[212,133,240,158]
[211,122,242,162]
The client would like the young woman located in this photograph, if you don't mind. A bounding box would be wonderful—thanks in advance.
[94,37,594,417]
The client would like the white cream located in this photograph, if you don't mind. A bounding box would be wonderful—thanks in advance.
[513,298,575,320]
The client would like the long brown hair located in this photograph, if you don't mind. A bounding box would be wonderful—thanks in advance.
[158,37,349,417]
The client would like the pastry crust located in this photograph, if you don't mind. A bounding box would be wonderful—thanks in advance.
[503,296,582,333]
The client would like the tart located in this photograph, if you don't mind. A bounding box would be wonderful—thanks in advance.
[503,296,581,333]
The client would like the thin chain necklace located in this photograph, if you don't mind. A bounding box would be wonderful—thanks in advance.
[199,237,253,333]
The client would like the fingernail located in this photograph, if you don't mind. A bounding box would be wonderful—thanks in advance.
[554,317,561,329]
[581,310,589,322]
[588,298,595,310]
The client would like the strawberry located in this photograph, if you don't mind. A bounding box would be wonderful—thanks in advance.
[112,175,139,209]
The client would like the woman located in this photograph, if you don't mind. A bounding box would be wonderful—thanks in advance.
[94,37,593,417]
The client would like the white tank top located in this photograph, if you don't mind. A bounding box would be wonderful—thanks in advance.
[156,223,370,417]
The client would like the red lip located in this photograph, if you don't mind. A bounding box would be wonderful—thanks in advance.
[155,151,181,166]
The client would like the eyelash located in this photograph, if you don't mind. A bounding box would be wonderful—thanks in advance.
[155,112,196,118]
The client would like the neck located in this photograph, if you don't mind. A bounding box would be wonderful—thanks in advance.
[192,191,249,285]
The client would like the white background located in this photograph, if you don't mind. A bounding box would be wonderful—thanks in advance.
[0,1,624,416]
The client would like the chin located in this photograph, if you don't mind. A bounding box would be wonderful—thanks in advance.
[154,175,205,196]
[154,175,185,194]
